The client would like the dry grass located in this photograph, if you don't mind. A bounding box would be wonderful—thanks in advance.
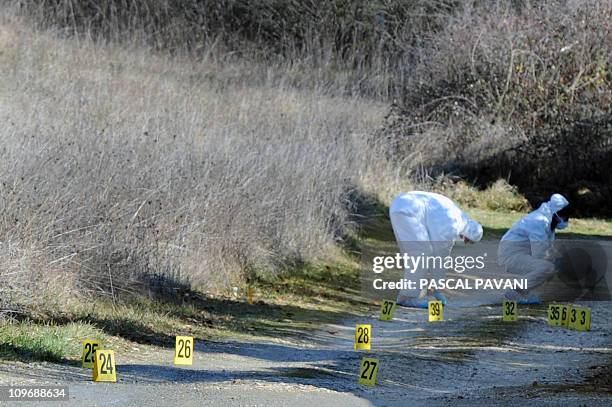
[0,11,396,305]
[13,0,458,100]
[432,178,531,213]
[1,1,609,312]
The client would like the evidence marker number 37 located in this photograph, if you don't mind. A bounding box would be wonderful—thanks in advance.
[379,300,396,321]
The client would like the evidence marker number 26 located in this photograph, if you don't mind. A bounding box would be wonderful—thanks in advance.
[174,336,194,365]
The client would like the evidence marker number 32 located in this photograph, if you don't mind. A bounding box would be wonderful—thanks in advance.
[503,300,517,322]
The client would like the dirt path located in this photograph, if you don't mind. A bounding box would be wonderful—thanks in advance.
[1,301,610,406]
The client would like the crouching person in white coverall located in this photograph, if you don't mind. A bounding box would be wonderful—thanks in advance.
[390,191,483,309]
[498,193,571,304]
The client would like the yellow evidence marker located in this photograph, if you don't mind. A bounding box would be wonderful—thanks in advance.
[548,304,568,327]
[503,299,517,322]
[81,339,101,369]
[358,357,380,386]
[174,335,194,365]
[379,300,397,321]
[560,304,570,327]
[92,349,116,382]
[428,300,443,322]
[568,306,591,331]
[354,324,372,351]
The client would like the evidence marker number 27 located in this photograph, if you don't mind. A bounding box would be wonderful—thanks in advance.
[358,357,380,386]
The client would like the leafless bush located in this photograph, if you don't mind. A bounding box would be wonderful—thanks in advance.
[0,14,393,302]
[382,0,611,212]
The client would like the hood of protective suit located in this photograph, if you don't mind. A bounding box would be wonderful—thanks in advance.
[502,193,569,240]
[535,193,569,222]
[462,219,483,242]
[548,193,569,214]
[499,193,569,259]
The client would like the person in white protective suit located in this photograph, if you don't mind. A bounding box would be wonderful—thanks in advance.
[498,193,571,304]
[389,191,483,308]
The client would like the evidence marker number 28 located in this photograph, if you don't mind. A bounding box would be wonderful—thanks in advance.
[354,324,372,350]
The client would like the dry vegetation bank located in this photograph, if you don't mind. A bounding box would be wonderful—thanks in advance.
[0,13,399,307]
[0,0,610,312]
[381,0,611,211]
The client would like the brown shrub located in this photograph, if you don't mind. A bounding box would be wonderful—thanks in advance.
[380,0,611,214]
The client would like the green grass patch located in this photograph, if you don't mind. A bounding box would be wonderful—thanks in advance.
[468,208,612,239]
[0,321,103,362]
[0,254,369,356]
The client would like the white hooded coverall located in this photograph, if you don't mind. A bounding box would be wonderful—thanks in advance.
[389,191,483,299]
[498,193,569,293]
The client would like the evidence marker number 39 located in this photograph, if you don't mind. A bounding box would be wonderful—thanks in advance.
[428,300,443,322]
